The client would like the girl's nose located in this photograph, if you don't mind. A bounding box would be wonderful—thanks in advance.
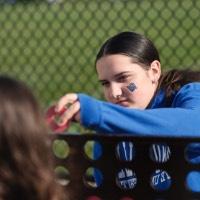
[110,84,122,100]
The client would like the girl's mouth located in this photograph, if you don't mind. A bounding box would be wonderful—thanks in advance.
[116,100,129,107]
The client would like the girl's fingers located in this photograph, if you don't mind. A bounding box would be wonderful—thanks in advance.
[58,101,80,125]
[55,93,78,112]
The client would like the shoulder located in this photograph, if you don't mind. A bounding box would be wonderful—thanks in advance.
[172,82,200,108]
[177,82,200,97]
[179,82,200,91]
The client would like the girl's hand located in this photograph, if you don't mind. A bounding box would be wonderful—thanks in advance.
[55,93,81,125]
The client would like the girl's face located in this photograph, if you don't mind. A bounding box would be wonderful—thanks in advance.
[96,54,161,109]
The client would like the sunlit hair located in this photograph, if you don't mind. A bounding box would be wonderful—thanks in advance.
[0,75,65,200]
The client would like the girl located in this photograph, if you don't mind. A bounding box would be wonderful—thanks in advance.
[53,31,200,191]
[0,76,66,200]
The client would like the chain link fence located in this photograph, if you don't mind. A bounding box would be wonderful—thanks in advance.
[0,0,200,129]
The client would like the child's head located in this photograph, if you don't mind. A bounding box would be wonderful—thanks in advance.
[96,31,160,66]
[0,75,46,140]
[95,31,161,109]
[0,75,64,200]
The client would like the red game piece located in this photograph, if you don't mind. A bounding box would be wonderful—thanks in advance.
[45,105,70,133]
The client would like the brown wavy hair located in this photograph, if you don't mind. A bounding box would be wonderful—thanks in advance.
[0,76,66,200]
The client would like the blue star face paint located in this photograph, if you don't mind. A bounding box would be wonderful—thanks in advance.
[127,82,137,92]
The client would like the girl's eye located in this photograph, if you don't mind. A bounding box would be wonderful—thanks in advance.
[101,82,110,87]
[117,76,129,82]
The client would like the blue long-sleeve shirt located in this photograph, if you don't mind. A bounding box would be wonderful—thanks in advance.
[77,82,200,191]
[78,82,200,136]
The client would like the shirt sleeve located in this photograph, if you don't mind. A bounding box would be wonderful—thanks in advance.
[78,83,200,137]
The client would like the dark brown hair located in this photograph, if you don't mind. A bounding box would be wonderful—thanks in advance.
[0,75,65,200]
[96,31,160,67]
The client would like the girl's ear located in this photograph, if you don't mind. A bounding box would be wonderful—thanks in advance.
[149,60,161,83]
